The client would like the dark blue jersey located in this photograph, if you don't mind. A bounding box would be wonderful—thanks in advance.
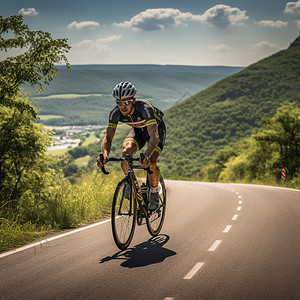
[107,100,163,132]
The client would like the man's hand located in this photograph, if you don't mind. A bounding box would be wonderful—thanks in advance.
[140,153,151,169]
[97,154,108,168]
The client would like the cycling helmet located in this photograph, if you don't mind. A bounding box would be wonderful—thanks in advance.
[112,81,136,100]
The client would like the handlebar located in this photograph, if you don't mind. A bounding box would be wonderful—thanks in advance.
[99,153,153,175]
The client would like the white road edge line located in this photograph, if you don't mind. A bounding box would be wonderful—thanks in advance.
[208,240,222,251]
[0,218,111,259]
[237,206,241,211]
[183,262,205,280]
[232,214,239,220]
[239,200,243,204]
[223,225,232,233]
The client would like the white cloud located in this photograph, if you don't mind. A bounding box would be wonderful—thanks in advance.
[19,8,38,16]
[200,5,248,28]
[285,1,300,15]
[114,6,248,31]
[253,41,280,50]
[257,20,288,28]
[68,21,100,30]
[114,8,188,31]
[75,40,93,47]
[210,44,232,51]
[97,35,122,43]
[73,35,122,53]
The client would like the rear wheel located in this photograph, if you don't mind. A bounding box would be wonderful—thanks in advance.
[146,175,166,236]
[111,178,137,250]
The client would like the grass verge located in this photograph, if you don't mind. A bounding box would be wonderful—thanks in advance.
[0,170,122,253]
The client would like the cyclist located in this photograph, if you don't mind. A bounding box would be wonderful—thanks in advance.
[97,81,166,211]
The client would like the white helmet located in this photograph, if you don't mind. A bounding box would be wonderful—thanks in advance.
[112,81,136,99]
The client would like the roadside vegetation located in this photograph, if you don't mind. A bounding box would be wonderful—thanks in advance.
[0,171,121,252]
[0,15,121,252]
[202,102,300,188]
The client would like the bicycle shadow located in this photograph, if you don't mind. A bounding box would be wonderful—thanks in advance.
[100,234,176,268]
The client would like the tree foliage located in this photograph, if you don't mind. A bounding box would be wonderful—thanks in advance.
[204,102,300,185]
[0,15,70,116]
[254,102,300,176]
[0,15,70,219]
[0,102,52,213]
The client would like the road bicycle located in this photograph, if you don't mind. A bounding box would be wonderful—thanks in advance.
[100,153,166,250]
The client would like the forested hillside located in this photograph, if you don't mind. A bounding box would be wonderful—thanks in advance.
[157,38,300,178]
[27,65,242,125]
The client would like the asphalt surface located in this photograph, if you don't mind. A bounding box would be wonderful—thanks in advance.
[1,181,299,300]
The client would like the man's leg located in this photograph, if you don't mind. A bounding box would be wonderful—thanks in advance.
[121,140,138,174]
[148,150,162,211]
[148,150,160,188]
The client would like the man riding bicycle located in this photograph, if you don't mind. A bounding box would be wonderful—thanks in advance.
[97,81,166,211]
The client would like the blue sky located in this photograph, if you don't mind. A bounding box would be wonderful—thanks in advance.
[1,0,300,66]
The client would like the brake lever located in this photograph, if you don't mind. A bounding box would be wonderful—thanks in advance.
[100,153,109,175]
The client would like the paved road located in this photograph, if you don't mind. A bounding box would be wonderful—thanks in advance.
[1,181,299,299]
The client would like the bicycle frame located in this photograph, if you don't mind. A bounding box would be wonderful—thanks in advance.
[100,153,151,217]
[125,156,149,218]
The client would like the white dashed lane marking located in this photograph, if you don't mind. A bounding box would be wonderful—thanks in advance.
[208,240,222,251]
[172,187,245,300]
[183,262,205,280]
[223,225,232,233]
[232,214,239,220]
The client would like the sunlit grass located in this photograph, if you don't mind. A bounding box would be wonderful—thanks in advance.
[39,115,64,120]
[82,133,98,146]
[48,148,70,156]
[74,155,90,167]
[0,171,122,253]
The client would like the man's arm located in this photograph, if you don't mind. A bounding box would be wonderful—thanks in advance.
[97,127,116,168]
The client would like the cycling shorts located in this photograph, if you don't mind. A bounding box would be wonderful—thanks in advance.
[124,120,166,155]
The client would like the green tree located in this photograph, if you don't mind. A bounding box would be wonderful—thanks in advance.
[254,102,300,178]
[0,102,52,212]
[0,15,70,216]
[204,102,300,184]
[0,15,70,115]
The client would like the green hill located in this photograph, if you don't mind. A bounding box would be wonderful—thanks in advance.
[158,37,300,178]
[26,65,242,125]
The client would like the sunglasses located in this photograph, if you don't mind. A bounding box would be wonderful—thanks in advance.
[115,99,134,106]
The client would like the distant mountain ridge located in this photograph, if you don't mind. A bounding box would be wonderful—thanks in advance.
[58,64,241,74]
[158,36,300,178]
[27,64,243,125]
[289,32,300,48]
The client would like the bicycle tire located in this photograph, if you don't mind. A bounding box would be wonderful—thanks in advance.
[111,178,137,250]
[146,175,166,236]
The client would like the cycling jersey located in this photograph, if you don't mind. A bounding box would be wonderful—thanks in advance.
[108,100,163,130]
[107,100,166,154]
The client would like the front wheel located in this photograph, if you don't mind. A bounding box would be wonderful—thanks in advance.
[146,175,166,236]
[111,178,137,250]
